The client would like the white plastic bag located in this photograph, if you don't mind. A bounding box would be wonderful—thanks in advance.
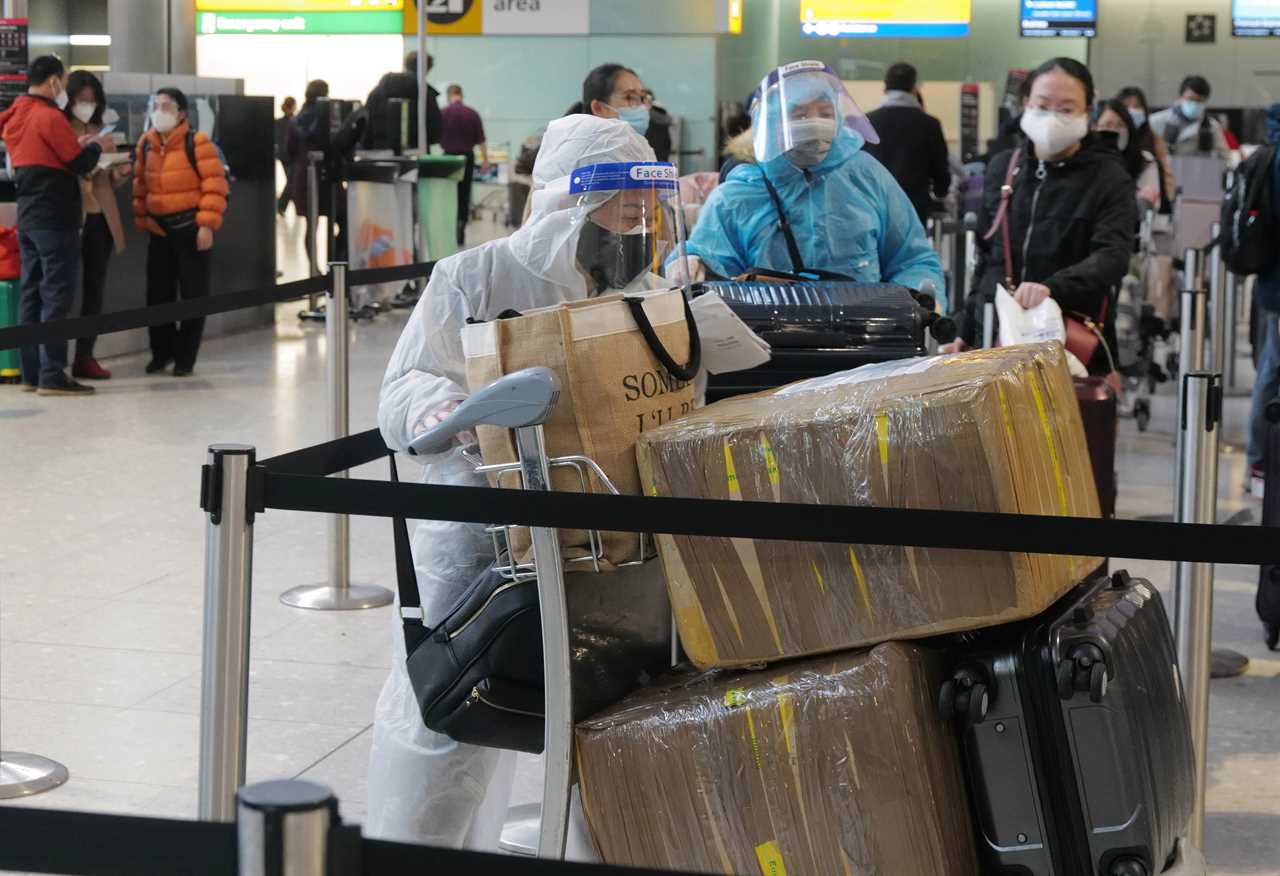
[995,284,1088,377]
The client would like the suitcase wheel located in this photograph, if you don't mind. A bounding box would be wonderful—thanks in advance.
[938,666,990,726]
[1109,856,1149,876]
[1266,623,1279,652]
[1057,644,1109,702]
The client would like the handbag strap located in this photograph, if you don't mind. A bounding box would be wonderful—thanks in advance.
[388,453,429,652]
[983,150,1020,291]
[760,171,808,275]
[623,290,703,382]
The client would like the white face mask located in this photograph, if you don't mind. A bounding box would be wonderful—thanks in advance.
[71,102,95,124]
[785,117,837,168]
[1020,108,1088,158]
[151,110,179,134]
[54,86,68,110]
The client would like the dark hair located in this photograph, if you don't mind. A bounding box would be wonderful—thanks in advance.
[1116,86,1151,116]
[65,70,105,125]
[28,55,64,88]
[282,96,297,111]
[583,63,637,113]
[1179,75,1211,99]
[304,79,329,103]
[1026,57,1095,107]
[155,86,188,113]
[405,51,433,75]
[884,62,918,93]
[1093,98,1144,178]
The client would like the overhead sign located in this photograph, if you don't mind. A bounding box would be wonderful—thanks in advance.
[196,0,402,9]
[0,17,27,112]
[1234,0,1280,36]
[800,0,972,38]
[1020,0,1098,38]
[197,10,403,33]
[404,0,589,35]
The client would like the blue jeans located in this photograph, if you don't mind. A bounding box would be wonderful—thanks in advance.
[1248,307,1280,467]
[18,228,80,386]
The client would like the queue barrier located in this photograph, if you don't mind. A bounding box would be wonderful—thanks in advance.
[0,261,435,353]
[0,780,687,876]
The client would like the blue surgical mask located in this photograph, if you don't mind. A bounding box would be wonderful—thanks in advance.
[615,105,650,136]
[1181,99,1204,120]
[1128,108,1146,130]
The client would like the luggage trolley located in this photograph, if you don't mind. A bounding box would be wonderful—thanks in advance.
[410,366,671,860]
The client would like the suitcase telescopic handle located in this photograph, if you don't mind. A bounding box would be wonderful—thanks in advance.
[624,292,703,383]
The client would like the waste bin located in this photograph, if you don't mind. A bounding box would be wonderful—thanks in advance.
[347,158,416,307]
[417,153,466,262]
[0,279,19,382]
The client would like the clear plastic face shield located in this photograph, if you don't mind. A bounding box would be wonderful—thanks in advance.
[565,161,690,295]
[751,61,879,167]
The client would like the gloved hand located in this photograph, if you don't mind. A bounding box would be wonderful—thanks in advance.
[413,399,477,449]
[683,255,707,283]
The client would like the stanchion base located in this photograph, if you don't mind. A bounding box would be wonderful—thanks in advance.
[1211,648,1250,679]
[280,582,394,611]
[0,751,69,799]
[498,802,541,857]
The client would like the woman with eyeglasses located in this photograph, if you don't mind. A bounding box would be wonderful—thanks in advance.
[954,57,1136,377]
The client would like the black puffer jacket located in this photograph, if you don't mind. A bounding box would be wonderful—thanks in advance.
[962,134,1137,373]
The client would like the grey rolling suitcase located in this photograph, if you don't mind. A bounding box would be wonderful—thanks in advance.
[938,570,1196,876]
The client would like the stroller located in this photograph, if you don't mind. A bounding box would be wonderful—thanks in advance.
[1116,205,1174,431]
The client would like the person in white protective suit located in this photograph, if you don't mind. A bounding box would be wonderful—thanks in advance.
[368,114,685,852]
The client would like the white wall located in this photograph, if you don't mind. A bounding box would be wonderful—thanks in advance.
[196,34,405,109]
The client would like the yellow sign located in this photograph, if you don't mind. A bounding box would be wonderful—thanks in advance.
[403,0,483,35]
[197,0,402,10]
[729,0,743,34]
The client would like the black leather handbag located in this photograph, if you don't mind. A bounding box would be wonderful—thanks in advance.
[389,456,670,754]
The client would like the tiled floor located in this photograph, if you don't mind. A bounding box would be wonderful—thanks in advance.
[1,215,1277,872]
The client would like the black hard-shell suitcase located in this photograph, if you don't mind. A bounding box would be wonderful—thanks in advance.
[1258,409,1280,649]
[700,280,928,401]
[939,570,1195,876]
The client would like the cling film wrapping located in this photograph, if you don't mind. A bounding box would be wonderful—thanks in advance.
[635,342,1101,669]
[575,642,980,876]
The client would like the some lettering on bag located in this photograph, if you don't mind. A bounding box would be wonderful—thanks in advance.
[635,400,693,432]
[622,369,691,402]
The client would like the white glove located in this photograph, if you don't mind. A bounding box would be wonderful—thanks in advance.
[413,399,477,449]
[683,255,707,283]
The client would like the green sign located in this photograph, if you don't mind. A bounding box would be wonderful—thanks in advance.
[197,10,402,34]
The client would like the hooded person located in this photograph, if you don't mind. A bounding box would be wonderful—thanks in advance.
[368,114,670,853]
[681,61,944,298]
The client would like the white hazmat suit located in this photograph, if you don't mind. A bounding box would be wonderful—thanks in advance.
[367,115,660,850]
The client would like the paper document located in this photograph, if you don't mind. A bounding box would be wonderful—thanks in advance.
[690,291,772,375]
[96,152,131,170]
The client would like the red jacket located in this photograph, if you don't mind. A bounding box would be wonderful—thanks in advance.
[0,94,100,230]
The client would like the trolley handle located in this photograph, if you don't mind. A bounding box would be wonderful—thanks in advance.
[408,367,561,457]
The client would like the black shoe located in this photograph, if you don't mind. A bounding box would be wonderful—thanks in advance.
[146,358,172,374]
[173,367,193,377]
[37,375,95,396]
[20,383,37,393]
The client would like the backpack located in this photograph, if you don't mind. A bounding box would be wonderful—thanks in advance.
[141,130,232,192]
[1219,143,1277,276]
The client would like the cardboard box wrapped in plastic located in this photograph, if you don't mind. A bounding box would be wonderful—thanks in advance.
[636,342,1101,669]
[576,642,979,875]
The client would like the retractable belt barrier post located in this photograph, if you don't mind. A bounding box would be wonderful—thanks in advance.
[1224,270,1241,390]
[281,263,393,612]
[199,446,257,822]
[1208,223,1227,376]
[1176,247,1206,503]
[1173,373,1221,850]
[238,780,335,876]
[299,153,325,322]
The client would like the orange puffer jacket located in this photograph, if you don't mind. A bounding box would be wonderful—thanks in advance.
[132,121,228,235]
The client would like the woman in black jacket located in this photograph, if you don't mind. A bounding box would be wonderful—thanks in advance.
[957,57,1136,375]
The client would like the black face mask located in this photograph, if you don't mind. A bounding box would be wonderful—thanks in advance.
[577,220,652,294]
[1096,129,1122,151]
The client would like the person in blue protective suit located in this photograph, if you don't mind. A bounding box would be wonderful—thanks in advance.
[682,61,945,299]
